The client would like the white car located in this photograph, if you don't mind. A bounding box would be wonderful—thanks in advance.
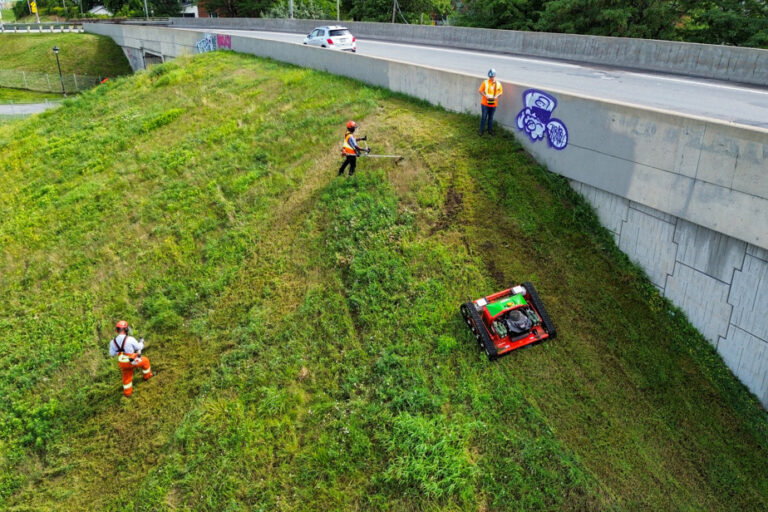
[303,26,357,52]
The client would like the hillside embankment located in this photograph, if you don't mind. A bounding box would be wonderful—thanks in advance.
[0,52,766,511]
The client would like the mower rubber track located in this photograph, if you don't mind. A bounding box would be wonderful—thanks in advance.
[461,301,498,360]
[524,281,557,339]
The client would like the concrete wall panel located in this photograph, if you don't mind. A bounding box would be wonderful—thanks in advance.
[673,220,746,283]
[664,262,732,343]
[729,253,768,341]
[618,205,677,288]
[718,328,768,406]
[578,183,629,241]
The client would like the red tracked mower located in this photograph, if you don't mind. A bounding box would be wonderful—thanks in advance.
[460,282,556,361]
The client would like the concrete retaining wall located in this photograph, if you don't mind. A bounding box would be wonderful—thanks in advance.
[84,22,768,407]
[574,182,768,406]
[169,17,768,87]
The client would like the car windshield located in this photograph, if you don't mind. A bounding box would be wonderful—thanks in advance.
[329,29,351,37]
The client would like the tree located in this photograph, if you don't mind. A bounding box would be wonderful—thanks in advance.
[451,0,545,30]
[677,0,768,47]
[535,0,682,40]
[264,0,334,18]
[344,0,452,23]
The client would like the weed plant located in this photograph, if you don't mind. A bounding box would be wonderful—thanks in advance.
[0,52,765,511]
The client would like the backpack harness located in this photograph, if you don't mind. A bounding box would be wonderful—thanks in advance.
[113,335,136,364]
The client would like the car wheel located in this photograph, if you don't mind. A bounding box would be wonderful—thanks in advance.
[524,281,557,339]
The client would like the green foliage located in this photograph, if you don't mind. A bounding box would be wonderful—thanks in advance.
[264,0,333,18]
[451,0,545,30]
[381,412,480,500]
[678,0,768,47]
[535,0,682,39]
[104,0,181,16]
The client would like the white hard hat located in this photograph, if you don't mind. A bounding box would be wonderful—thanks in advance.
[488,68,497,78]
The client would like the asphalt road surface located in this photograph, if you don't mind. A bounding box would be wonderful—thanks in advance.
[179,28,768,130]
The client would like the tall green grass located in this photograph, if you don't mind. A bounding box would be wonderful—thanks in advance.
[0,33,131,76]
[0,51,765,511]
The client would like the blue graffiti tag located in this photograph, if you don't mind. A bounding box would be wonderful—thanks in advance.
[196,33,217,54]
[515,89,568,150]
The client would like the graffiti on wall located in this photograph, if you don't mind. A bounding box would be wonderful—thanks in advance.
[515,89,568,150]
[196,33,217,53]
[216,34,232,49]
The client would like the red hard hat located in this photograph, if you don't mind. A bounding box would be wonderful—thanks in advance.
[346,121,356,129]
[115,320,129,331]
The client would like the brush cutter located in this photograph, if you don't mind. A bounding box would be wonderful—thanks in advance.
[356,137,404,163]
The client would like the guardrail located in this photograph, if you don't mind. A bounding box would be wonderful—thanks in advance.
[0,22,84,33]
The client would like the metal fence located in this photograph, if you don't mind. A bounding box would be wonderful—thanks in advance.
[0,69,102,93]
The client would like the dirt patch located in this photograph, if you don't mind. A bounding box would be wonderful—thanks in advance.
[431,186,463,233]
[485,258,506,287]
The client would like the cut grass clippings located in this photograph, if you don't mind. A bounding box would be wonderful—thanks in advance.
[0,51,766,511]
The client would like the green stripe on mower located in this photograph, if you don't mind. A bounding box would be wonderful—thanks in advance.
[485,294,527,317]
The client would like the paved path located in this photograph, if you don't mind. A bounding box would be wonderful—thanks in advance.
[180,28,768,130]
[0,101,61,115]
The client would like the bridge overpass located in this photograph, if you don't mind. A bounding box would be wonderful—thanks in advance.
[85,19,768,408]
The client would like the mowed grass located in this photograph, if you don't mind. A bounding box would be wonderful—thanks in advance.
[0,51,766,511]
[0,33,131,77]
[0,87,62,102]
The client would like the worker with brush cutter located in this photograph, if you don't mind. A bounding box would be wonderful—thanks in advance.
[109,320,153,398]
[338,120,369,177]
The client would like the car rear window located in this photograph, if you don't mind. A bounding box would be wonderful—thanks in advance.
[330,29,351,37]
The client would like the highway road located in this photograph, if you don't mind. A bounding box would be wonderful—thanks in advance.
[178,28,768,130]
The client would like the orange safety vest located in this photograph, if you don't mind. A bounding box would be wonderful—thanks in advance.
[479,79,502,107]
[342,132,357,155]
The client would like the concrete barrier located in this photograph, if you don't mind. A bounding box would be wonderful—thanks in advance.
[169,18,768,87]
[85,22,768,407]
[0,22,84,33]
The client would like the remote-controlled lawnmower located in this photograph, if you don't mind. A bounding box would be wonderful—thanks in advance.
[460,282,556,360]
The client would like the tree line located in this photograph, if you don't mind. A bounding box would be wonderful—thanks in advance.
[11,0,768,48]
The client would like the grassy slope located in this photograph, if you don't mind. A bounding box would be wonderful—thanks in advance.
[0,52,766,511]
[0,33,131,77]
[1,8,15,22]
[0,88,61,102]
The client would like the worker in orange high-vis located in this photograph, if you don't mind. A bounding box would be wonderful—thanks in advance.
[109,320,152,398]
[338,120,369,177]
[478,68,503,136]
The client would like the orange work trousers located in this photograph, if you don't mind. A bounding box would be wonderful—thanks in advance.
[118,356,152,396]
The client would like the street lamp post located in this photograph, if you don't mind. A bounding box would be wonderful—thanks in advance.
[52,46,66,97]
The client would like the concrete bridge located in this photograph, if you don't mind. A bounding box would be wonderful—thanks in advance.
[85,19,768,408]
